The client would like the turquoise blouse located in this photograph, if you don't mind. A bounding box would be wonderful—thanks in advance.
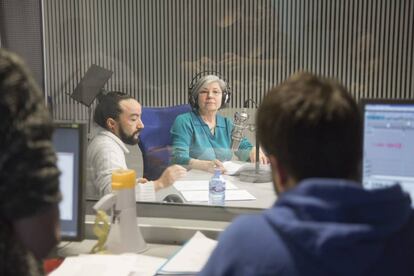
[171,111,253,165]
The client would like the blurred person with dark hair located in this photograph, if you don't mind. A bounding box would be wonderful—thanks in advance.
[87,91,186,198]
[171,74,267,173]
[0,49,61,275]
[200,72,414,276]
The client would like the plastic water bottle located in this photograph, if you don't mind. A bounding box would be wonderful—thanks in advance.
[209,169,226,205]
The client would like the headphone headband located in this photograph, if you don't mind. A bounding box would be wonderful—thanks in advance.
[188,71,231,109]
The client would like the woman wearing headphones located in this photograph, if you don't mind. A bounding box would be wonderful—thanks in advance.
[171,73,267,173]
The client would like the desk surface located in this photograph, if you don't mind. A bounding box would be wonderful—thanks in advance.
[155,168,276,209]
[57,240,180,259]
[53,240,181,275]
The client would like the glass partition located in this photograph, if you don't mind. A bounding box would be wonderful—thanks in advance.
[40,0,413,212]
[2,0,414,216]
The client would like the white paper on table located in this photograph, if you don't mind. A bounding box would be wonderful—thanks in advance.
[50,253,167,276]
[157,231,217,274]
[223,161,271,176]
[135,181,156,202]
[180,189,256,202]
[222,161,246,175]
[173,180,237,191]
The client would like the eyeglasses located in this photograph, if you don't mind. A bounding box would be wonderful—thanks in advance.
[199,91,222,97]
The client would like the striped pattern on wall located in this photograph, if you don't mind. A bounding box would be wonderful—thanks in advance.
[1,0,44,89]
[43,0,414,121]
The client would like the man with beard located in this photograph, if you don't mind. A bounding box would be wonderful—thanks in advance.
[87,91,187,198]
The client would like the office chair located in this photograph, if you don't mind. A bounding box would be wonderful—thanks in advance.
[138,104,191,180]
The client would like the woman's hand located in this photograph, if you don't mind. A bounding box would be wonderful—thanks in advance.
[209,159,226,173]
[249,147,269,164]
[189,159,226,174]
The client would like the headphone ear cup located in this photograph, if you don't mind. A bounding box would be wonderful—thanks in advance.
[193,93,198,109]
[188,88,198,109]
[188,89,193,108]
[188,87,195,109]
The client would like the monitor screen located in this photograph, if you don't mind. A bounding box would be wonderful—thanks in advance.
[52,123,86,241]
[361,99,414,205]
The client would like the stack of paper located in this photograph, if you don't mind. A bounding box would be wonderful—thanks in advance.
[173,180,237,191]
[136,181,156,202]
[180,190,256,202]
[157,231,217,275]
[49,253,166,276]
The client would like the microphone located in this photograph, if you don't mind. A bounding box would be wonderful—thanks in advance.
[234,99,272,183]
[231,108,249,151]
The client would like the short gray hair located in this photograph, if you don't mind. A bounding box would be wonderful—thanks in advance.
[192,75,227,99]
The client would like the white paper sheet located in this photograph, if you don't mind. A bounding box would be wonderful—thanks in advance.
[222,161,246,175]
[135,181,156,202]
[223,161,271,175]
[173,180,237,191]
[50,253,167,276]
[180,189,256,202]
[157,231,217,275]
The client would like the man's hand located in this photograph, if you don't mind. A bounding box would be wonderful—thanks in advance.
[249,147,269,164]
[154,165,187,191]
[136,177,148,184]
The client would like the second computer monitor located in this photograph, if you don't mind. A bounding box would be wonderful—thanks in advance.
[52,123,86,241]
[361,99,414,205]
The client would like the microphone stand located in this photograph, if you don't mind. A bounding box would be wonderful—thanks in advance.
[238,99,272,183]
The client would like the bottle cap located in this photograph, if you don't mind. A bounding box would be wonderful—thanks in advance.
[111,169,136,190]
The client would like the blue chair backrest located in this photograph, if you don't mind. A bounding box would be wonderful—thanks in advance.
[138,104,191,180]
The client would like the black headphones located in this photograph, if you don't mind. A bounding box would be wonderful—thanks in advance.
[188,71,231,109]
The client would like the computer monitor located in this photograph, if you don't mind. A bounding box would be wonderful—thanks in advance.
[361,99,414,205]
[52,123,86,241]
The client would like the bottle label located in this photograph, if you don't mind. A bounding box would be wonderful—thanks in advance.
[210,182,225,193]
[209,176,226,205]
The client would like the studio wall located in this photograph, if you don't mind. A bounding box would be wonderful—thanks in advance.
[42,0,414,121]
